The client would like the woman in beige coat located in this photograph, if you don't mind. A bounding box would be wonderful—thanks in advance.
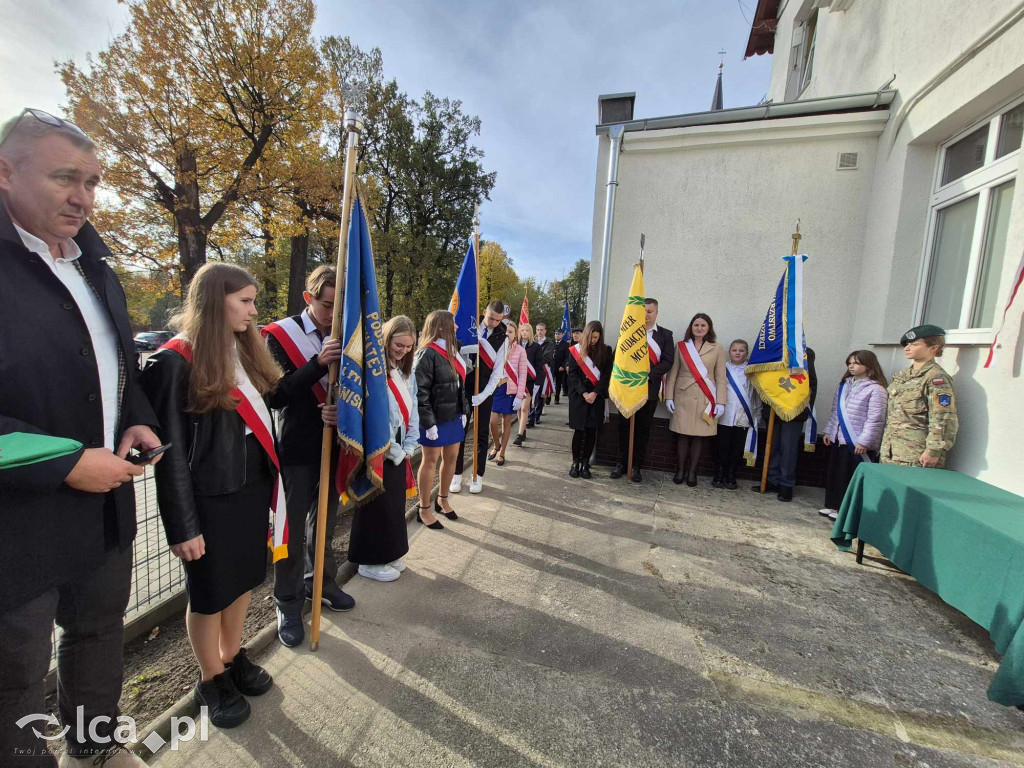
[665,313,727,487]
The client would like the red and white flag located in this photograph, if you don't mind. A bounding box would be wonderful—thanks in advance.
[520,289,530,325]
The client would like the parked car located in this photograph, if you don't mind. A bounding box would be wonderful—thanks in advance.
[133,330,174,352]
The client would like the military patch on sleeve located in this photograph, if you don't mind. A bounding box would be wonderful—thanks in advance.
[937,393,952,407]
[932,378,946,386]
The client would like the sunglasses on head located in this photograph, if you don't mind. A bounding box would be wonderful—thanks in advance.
[0,108,89,148]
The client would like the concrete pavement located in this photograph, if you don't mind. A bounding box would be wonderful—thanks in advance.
[150,403,1024,767]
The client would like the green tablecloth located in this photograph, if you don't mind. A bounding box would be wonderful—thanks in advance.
[831,463,1024,706]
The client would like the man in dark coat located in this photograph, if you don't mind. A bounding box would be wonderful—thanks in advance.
[0,110,160,766]
[552,329,570,404]
[611,298,675,482]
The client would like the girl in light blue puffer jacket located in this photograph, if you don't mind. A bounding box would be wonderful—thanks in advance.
[819,350,889,519]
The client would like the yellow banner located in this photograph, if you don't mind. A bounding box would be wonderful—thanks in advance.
[750,368,810,422]
[609,266,649,419]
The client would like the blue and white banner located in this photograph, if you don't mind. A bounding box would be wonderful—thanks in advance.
[836,379,869,461]
[559,301,571,337]
[449,240,479,352]
[726,368,758,467]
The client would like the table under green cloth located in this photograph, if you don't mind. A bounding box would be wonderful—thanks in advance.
[831,463,1024,706]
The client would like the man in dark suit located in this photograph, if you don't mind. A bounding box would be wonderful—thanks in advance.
[552,329,570,404]
[528,322,555,425]
[453,299,507,494]
[263,265,354,649]
[611,298,675,483]
[0,110,160,766]
[759,346,817,502]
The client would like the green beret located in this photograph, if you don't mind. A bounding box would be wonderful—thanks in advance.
[900,324,946,346]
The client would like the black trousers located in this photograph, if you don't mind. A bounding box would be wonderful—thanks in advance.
[456,396,493,477]
[529,385,545,422]
[767,419,803,489]
[572,428,597,462]
[824,443,876,509]
[0,545,132,763]
[556,368,568,399]
[274,460,341,616]
[715,425,747,478]
[615,397,659,469]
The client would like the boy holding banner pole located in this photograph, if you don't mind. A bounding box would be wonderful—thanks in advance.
[309,110,361,652]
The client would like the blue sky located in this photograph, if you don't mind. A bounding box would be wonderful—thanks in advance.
[1,0,773,283]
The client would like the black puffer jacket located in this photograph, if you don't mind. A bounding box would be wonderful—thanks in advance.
[413,345,465,430]
[140,347,275,545]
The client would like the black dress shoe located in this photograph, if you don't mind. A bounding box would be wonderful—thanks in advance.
[777,486,793,502]
[673,474,685,485]
[194,671,250,728]
[609,464,625,479]
[569,462,580,478]
[686,478,697,488]
[434,495,458,520]
[226,648,273,696]
[513,434,525,446]
[725,478,738,490]
[417,505,444,529]
[752,482,780,493]
[276,609,304,648]
[579,462,592,479]
[711,475,724,488]
[631,467,642,483]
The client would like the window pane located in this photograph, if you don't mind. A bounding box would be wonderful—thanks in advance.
[971,181,1016,327]
[923,195,979,329]
[941,126,988,185]
[996,102,1023,159]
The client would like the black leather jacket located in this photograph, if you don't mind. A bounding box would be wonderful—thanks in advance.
[414,346,465,430]
[140,347,275,545]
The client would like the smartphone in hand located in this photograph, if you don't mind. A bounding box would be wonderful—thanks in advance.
[128,443,172,465]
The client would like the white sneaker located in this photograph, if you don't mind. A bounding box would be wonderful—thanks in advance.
[449,475,463,494]
[827,511,838,521]
[358,564,401,582]
[468,478,483,494]
[818,508,835,518]
[388,559,407,572]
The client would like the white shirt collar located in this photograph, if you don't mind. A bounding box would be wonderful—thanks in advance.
[434,338,447,350]
[14,224,82,263]
[647,323,658,334]
[301,308,320,336]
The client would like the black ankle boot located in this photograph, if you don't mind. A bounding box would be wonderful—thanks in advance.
[580,462,592,479]
[711,472,724,489]
[569,462,580,478]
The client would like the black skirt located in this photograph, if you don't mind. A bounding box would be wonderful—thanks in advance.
[185,434,273,615]
[348,458,411,565]
[824,442,876,510]
[568,391,605,430]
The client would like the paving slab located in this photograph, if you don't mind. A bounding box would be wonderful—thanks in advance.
[149,404,1024,767]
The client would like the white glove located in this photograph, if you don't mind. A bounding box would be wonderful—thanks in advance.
[714,404,725,418]
[512,398,522,411]
[461,414,467,428]
[666,400,675,414]
[471,394,485,408]
[425,425,439,441]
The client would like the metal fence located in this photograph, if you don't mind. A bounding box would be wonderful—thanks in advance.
[51,467,185,663]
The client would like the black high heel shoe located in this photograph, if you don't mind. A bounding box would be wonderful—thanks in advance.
[417,504,444,530]
[434,494,458,520]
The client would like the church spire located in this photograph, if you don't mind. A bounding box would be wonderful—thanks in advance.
[711,50,725,111]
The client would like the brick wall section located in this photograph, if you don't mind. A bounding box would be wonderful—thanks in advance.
[596,414,830,488]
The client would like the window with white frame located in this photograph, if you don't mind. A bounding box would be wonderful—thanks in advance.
[921,96,1022,334]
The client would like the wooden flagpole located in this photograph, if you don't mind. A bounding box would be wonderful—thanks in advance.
[310,110,362,651]
[759,221,802,494]
[471,208,482,487]
[626,234,646,480]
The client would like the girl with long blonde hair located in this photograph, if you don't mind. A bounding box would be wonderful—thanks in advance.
[349,315,419,580]
[413,310,467,528]
[141,262,282,729]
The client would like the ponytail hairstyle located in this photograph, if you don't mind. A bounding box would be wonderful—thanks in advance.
[169,262,282,413]
[419,310,459,375]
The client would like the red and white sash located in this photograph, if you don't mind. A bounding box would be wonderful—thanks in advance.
[648,333,665,401]
[261,316,327,404]
[503,345,520,389]
[386,370,419,498]
[542,364,555,397]
[677,339,717,424]
[477,327,498,370]
[524,349,537,383]
[161,337,289,561]
[428,342,466,382]
[569,344,600,387]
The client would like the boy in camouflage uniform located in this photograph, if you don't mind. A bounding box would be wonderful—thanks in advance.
[879,324,958,468]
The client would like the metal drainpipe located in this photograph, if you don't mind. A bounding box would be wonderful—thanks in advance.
[596,124,624,327]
